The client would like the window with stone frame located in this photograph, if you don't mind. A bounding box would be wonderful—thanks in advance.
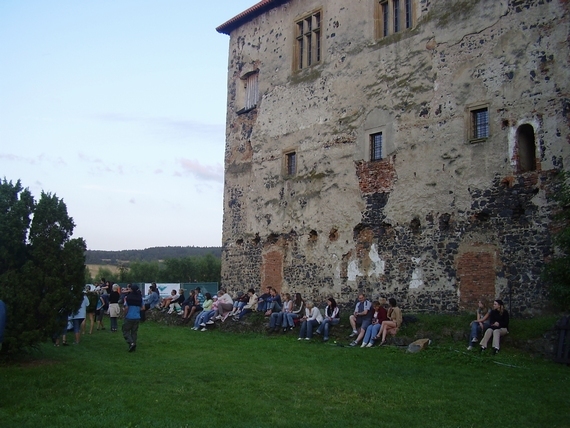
[294,10,322,70]
[285,151,297,176]
[470,107,489,141]
[370,132,383,161]
[376,0,415,40]
[237,70,259,114]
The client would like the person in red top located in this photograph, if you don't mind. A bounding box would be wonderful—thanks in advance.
[360,297,389,347]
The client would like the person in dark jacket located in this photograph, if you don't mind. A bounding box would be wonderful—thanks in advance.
[480,299,509,355]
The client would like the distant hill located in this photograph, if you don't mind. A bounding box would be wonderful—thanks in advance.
[85,246,222,264]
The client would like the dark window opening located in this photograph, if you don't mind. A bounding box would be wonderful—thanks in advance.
[516,124,536,172]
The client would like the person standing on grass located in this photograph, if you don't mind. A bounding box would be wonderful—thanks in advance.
[122,284,143,352]
[316,297,340,342]
[108,284,121,332]
[479,299,509,355]
[62,292,90,345]
[375,298,402,346]
[81,286,98,335]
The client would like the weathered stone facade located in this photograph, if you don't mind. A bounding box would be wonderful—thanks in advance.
[216,0,570,315]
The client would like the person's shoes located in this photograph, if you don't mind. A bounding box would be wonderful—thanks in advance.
[349,331,357,338]
[467,346,473,351]
[314,330,321,335]
[283,328,287,333]
[128,343,136,352]
[191,327,198,330]
[323,337,329,342]
[305,338,310,341]
[379,340,387,346]
[472,337,478,343]
[480,346,487,352]
[361,342,368,348]
[200,328,207,332]
[349,340,358,347]
[206,320,215,325]
[298,337,303,341]
[493,347,499,355]
[214,315,222,320]
[366,342,373,348]
[200,323,206,327]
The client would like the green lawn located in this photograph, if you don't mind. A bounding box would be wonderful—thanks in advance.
[1,320,569,428]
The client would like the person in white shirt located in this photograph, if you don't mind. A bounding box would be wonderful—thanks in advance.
[298,301,323,341]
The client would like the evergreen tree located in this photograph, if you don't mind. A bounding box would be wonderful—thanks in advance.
[0,179,86,353]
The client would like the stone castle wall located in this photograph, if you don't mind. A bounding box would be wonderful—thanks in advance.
[219,0,570,315]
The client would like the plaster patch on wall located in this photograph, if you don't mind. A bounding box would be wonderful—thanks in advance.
[348,259,361,281]
[368,244,385,276]
[409,257,424,289]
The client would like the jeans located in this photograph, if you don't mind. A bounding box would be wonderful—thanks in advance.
[238,308,253,320]
[194,310,215,328]
[316,318,340,339]
[299,319,320,339]
[284,313,300,328]
[363,323,382,344]
[270,312,284,328]
[469,321,490,345]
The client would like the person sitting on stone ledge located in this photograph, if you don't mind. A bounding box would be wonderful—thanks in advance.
[192,293,215,330]
[143,283,160,311]
[348,293,373,339]
[257,286,273,312]
[269,292,292,332]
[167,289,185,314]
[181,287,205,320]
[467,298,491,351]
[360,298,389,347]
[315,297,340,342]
[214,289,234,322]
[283,293,305,331]
[233,288,258,321]
[298,301,323,341]
[229,290,248,318]
[479,299,509,355]
[375,297,402,346]
[264,288,282,316]
[158,289,177,311]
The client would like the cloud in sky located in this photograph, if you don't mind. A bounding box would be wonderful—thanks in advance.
[0,0,256,250]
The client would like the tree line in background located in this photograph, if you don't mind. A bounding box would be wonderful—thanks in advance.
[86,253,221,285]
[85,246,221,264]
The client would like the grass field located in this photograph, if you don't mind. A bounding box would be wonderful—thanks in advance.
[1,317,569,428]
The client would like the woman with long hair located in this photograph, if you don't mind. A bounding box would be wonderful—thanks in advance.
[315,297,340,342]
[467,298,491,350]
[376,297,402,345]
[283,293,304,331]
[479,299,509,354]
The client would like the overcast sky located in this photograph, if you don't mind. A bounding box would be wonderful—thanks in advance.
[0,0,256,251]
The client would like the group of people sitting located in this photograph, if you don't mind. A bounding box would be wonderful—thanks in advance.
[151,285,404,344]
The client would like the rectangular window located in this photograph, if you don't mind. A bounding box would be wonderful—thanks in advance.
[382,2,389,37]
[286,152,297,175]
[393,0,400,33]
[295,11,322,70]
[370,133,383,161]
[244,72,258,111]
[472,108,489,139]
[376,0,416,39]
[405,0,412,29]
